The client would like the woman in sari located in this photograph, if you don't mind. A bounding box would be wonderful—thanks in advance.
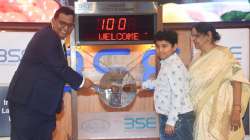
[189,22,250,140]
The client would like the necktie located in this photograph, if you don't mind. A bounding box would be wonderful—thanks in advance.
[62,43,68,65]
[62,43,67,59]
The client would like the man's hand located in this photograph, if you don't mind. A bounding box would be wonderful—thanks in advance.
[77,78,95,95]
[165,124,175,135]
[82,78,94,89]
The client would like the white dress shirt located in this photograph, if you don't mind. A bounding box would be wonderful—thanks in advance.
[142,53,193,126]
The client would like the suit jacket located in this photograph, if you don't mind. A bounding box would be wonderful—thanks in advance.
[7,26,83,115]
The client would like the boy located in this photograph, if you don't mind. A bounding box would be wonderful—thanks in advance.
[125,30,194,140]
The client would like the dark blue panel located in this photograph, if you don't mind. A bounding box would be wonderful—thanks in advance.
[0,86,10,136]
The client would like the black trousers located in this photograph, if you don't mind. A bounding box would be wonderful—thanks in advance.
[8,102,56,140]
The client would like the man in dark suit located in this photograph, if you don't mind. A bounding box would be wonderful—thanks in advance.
[7,7,93,140]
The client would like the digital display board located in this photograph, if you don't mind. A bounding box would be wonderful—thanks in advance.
[76,14,156,44]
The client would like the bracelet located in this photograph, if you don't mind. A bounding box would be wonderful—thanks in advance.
[232,109,241,113]
[232,105,241,111]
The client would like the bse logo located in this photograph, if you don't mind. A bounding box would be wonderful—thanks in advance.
[229,46,242,61]
[77,48,156,81]
[124,117,157,130]
[0,49,24,64]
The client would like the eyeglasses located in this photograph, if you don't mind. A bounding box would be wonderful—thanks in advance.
[58,20,74,29]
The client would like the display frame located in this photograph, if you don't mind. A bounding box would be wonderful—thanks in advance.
[75,13,157,45]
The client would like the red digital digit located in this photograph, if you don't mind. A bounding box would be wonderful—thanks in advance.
[101,18,105,30]
[96,18,103,30]
[118,18,126,31]
[106,18,114,31]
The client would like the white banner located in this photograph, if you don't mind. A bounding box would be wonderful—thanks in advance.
[217,28,249,78]
[0,32,34,84]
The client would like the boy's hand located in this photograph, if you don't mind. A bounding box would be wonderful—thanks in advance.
[122,83,140,92]
[165,124,175,135]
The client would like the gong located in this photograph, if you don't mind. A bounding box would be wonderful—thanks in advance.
[92,68,137,108]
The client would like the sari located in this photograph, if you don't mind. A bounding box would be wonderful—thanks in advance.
[189,46,250,140]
